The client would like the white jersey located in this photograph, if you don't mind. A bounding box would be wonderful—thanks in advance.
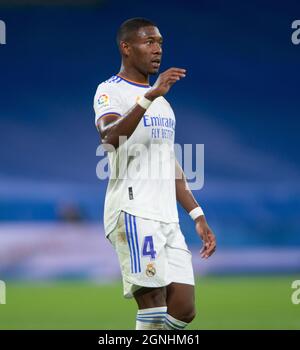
[94,74,179,236]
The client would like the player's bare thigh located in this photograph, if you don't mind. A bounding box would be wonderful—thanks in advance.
[134,286,167,309]
[133,283,195,323]
[166,282,196,323]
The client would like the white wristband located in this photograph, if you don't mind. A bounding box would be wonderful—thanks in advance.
[189,207,204,220]
[137,96,152,110]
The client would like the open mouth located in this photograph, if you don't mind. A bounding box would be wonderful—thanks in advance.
[151,59,161,67]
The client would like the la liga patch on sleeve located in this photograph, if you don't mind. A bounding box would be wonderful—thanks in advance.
[97,93,110,108]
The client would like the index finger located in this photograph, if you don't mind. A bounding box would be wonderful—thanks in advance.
[204,241,216,258]
[167,67,186,73]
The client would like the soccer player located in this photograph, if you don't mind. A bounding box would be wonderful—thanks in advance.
[94,18,216,330]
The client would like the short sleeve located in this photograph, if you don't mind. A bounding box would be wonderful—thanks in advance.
[93,83,123,127]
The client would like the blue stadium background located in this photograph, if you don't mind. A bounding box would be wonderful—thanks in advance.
[0,0,299,253]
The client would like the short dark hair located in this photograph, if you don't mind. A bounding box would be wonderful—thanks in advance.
[116,17,157,46]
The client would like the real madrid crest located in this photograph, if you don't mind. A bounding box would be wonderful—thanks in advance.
[146,263,156,277]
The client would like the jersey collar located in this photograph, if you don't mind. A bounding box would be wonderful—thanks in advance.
[116,74,150,88]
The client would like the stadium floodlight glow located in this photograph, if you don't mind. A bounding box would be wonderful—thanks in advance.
[0,280,6,304]
[0,20,6,45]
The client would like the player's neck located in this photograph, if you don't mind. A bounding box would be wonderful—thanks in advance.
[118,66,149,85]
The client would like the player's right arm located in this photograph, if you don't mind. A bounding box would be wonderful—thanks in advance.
[95,68,186,150]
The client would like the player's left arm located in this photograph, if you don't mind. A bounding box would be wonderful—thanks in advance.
[175,159,216,259]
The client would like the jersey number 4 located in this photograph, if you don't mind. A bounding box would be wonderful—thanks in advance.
[142,236,157,260]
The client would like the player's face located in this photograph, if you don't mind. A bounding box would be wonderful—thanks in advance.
[129,26,163,75]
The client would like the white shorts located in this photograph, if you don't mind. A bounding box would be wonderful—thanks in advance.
[108,211,195,298]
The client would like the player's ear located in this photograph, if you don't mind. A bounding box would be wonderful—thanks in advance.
[120,41,130,57]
